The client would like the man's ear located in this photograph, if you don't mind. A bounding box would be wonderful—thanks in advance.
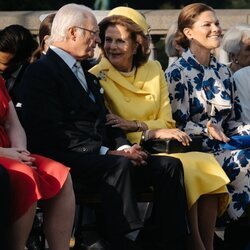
[68,27,77,41]
[183,27,192,40]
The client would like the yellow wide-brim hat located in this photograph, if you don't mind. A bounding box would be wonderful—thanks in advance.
[108,6,150,34]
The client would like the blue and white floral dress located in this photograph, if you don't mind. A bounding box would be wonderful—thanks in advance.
[165,49,250,220]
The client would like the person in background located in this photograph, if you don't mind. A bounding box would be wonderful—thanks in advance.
[0,25,38,117]
[90,6,230,250]
[0,74,75,250]
[233,66,250,124]
[221,24,250,73]
[221,24,250,125]
[166,2,250,232]
[31,13,56,60]
[165,21,184,67]
[20,4,189,250]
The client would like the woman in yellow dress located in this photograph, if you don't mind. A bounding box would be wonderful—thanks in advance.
[90,6,230,250]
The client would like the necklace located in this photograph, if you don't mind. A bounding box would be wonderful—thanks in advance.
[119,66,136,77]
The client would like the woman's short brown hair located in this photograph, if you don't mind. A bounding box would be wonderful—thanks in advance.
[98,15,150,68]
[176,3,214,49]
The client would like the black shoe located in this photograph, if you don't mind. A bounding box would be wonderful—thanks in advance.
[124,237,143,250]
[136,229,187,250]
[87,239,108,250]
[73,238,108,250]
[214,232,224,250]
[73,229,108,250]
[224,218,250,250]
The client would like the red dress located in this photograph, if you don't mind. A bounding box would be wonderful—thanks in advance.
[0,76,70,221]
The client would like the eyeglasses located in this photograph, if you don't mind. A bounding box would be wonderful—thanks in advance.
[74,26,99,36]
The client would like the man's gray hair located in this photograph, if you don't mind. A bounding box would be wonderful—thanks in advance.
[50,3,93,43]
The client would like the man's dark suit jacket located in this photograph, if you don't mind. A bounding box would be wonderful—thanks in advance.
[20,49,129,156]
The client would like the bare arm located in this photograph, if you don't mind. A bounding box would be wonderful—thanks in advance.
[0,101,35,165]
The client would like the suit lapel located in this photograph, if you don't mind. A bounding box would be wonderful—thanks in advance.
[84,70,106,112]
[45,50,106,129]
[46,50,99,109]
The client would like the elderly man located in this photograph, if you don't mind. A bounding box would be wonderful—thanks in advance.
[20,3,189,250]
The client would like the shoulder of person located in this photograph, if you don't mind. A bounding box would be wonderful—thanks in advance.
[143,59,162,71]
[165,57,184,76]
[234,66,250,78]
[88,63,100,76]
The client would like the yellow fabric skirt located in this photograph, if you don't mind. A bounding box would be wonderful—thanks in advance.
[158,151,230,216]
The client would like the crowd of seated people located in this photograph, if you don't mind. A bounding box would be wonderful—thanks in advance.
[1,2,250,250]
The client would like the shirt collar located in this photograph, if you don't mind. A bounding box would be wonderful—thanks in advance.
[50,45,76,69]
[182,49,218,72]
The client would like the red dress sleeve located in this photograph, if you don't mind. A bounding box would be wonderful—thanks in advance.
[0,76,11,102]
[0,76,11,147]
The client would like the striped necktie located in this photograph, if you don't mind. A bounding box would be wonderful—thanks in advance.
[72,61,89,93]
[72,61,95,102]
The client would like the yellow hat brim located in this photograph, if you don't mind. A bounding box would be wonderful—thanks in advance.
[108,7,150,34]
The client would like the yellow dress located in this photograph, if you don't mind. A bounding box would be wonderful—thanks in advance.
[90,58,230,215]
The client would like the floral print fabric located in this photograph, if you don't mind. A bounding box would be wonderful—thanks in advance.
[165,49,250,219]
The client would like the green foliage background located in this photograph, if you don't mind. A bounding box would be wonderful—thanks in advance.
[0,0,250,10]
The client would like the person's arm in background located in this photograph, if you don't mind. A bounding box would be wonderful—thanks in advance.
[226,67,250,135]
[232,66,250,124]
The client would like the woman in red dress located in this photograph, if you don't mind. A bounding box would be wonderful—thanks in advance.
[0,75,75,250]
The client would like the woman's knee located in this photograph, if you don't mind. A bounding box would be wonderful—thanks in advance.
[59,174,75,201]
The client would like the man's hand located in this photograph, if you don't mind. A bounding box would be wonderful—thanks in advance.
[108,144,148,166]
[207,121,229,142]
